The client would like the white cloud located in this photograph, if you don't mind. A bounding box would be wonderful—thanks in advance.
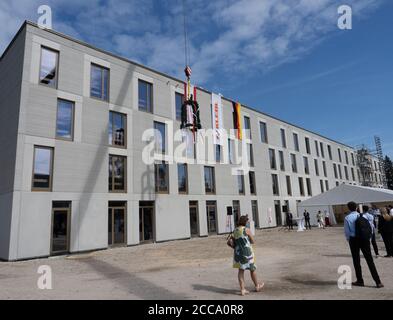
[0,0,385,87]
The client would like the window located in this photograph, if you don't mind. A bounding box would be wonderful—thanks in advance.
[39,47,58,88]
[228,139,234,164]
[90,63,109,101]
[320,142,325,158]
[247,144,254,167]
[320,180,324,193]
[138,80,153,113]
[237,172,245,195]
[328,145,333,160]
[155,162,169,193]
[251,200,259,228]
[338,148,342,162]
[109,111,126,147]
[345,151,349,165]
[233,201,241,224]
[177,163,188,194]
[279,150,285,171]
[306,178,312,196]
[269,149,277,170]
[303,156,310,175]
[175,92,184,121]
[215,145,222,163]
[299,177,305,196]
[56,99,74,140]
[109,155,126,192]
[322,161,327,177]
[260,122,268,143]
[325,180,329,191]
[286,176,292,196]
[344,166,349,180]
[314,159,319,176]
[244,116,252,139]
[351,153,355,166]
[333,164,338,179]
[272,174,280,196]
[315,141,320,157]
[338,164,343,179]
[32,146,54,191]
[204,167,216,194]
[305,137,311,154]
[249,171,256,195]
[293,133,299,151]
[154,121,166,154]
[280,129,287,148]
[351,168,356,181]
[291,154,298,173]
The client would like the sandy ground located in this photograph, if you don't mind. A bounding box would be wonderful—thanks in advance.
[0,226,392,300]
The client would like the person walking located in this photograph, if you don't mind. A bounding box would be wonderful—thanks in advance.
[304,210,311,230]
[317,211,325,229]
[230,215,264,296]
[363,205,379,258]
[344,201,384,288]
[378,207,393,258]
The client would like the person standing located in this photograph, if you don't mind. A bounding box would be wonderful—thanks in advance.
[286,211,293,231]
[363,205,379,258]
[317,211,325,229]
[378,207,393,258]
[304,210,311,230]
[324,210,331,227]
[389,205,393,217]
[344,202,384,288]
[230,215,264,296]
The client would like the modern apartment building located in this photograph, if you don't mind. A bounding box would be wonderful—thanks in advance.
[0,21,382,261]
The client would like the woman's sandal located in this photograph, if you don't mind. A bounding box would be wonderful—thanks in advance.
[255,282,265,292]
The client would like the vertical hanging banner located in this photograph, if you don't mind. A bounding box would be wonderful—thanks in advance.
[211,93,223,145]
[234,102,242,140]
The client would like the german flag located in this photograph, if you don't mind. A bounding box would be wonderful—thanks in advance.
[233,102,242,140]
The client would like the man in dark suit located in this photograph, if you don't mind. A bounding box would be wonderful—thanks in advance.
[286,211,293,231]
[304,210,311,230]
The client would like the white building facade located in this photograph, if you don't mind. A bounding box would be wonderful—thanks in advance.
[0,22,383,261]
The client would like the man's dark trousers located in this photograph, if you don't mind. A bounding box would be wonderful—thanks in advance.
[305,218,311,229]
[381,232,393,256]
[349,237,381,284]
[371,233,379,256]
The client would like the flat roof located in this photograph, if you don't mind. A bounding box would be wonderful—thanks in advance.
[1,20,356,150]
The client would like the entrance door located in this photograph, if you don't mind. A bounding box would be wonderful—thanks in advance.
[139,201,155,243]
[206,201,217,234]
[274,200,282,226]
[189,201,199,237]
[51,202,71,255]
[108,202,126,246]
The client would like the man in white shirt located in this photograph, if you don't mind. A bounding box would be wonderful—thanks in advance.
[389,205,393,217]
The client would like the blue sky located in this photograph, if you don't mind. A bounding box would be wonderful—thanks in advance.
[1,0,392,157]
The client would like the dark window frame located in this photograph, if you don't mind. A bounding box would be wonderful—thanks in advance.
[39,46,59,89]
[56,98,75,141]
[109,155,127,193]
[138,79,154,113]
[32,146,54,192]
[109,111,127,148]
[90,63,110,101]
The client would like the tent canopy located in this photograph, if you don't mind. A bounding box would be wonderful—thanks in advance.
[298,184,393,207]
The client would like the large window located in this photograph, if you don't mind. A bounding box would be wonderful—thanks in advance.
[249,171,256,195]
[39,47,58,88]
[291,154,298,173]
[351,167,356,181]
[325,180,329,191]
[109,111,126,147]
[279,150,285,171]
[293,133,299,151]
[328,145,333,160]
[333,163,338,179]
[228,139,234,164]
[175,92,184,121]
[320,142,325,158]
[247,144,254,167]
[155,162,169,193]
[154,121,166,154]
[32,146,54,191]
[338,148,342,162]
[306,178,312,196]
[237,172,245,195]
[351,153,355,166]
[215,145,222,163]
[109,155,126,192]
[272,174,280,196]
[338,164,343,179]
[303,156,310,175]
[305,137,311,154]
[204,166,216,194]
[280,128,287,148]
[56,99,74,140]
[344,166,349,180]
[260,122,268,143]
[90,63,109,101]
[286,176,292,196]
[177,163,188,194]
[322,161,327,177]
[345,151,349,165]
[299,177,305,196]
[139,80,153,113]
[314,159,319,176]
[269,149,277,170]
[315,141,320,157]
[320,180,325,193]
[244,116,252,139]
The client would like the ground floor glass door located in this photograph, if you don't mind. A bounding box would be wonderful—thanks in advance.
[206,201,217,234]
[108,202,126,246]
[51,201,71,255]
[139,201,155,243]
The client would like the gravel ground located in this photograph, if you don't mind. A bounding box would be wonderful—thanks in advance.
[0,226,392,300]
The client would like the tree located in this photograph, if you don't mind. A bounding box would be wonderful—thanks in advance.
[384,156,393,190]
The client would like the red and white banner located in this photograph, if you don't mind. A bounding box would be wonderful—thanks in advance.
[211,93,224,145]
